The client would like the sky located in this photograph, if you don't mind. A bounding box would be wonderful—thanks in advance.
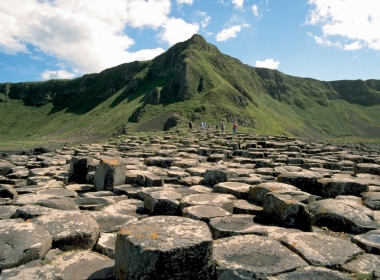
[0,0,379,83]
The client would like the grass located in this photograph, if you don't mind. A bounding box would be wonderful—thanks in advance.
[1,34,380,149]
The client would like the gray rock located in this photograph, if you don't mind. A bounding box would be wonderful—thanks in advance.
[30,212,99,251]
[35,197,80,211]
[268,266,355,280]
[0,184,18,200]
[0,161,14,176]
[317,177,369,198]
[277,170,323,195]
[343,253,380,276]
[69,156,94,184]
[180,193,236,213]
[249,182,299,205]
[213,235,308,279]
[114,216,214,280]
[309,199,377,233]
[144,190,182,215]
[233,199,263,215]
[280,232,363,267]
[0,263,57,280]
[136,172,164,187]
[0,205,18,219]
[102,199,146,218]
[354,163,380,175]
[95,232,117,259]
[182,205,232,224]
[209,214,268,239]
[74,197,113,211]
[351,230,380,254]
[213,182,250,199]
[362,192,380,210]
[88,212,137,233]
[37,188,78,198]
[263,190,313,230]
[53,251,114,280]
[203,169,228,186]
[94,157,126,191]
[0,221,52,270]
[11,205,61,219]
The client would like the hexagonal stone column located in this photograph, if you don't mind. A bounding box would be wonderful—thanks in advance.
[213,235,308,279]
[144,190,182,215]
[69,156,93,183]
[94,157,126,191]
[114,216,214,280]
[0,220,52,270]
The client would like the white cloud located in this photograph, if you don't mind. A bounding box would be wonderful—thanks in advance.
[306,0,380,51]
[307,32,342,48]
[232,0,244,9]
[126,0,171,29]
[197,11,211,28]
[252,5,261,18]
[159,18,199,46]
[255,59,280,69]
[177,0,193,5]
[344,41,362,51]
[0,0,206,78]
[41,69,77,80]
[215,24,249,41]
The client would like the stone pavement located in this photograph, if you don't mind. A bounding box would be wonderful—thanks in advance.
[1,131,380,279]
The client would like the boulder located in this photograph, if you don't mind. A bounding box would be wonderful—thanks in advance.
[249,182,299,205]
[354,163,380,175]
[94,157,126,191]
[317,177,369,198]
[180,193,236,213]
[0,221,52,270]
[309,199,377,234]
[0,161,14,176]
[351,230,380,254]
[213,181,250,199]
[53,251,114,280]
[268,266,355,279]
[114,216,214,280]
[263,190,313,230]
[182,205,231,224]
[277,170,323,195]
[0,184,18,200]
[280,232,363,267]
[144,190,182,215]
[362,192,380,210]
[209,214,268,239]
[30,212,99,251]
[213,235,308,279]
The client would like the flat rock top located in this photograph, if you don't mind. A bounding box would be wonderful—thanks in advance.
[280,232,363,267]
[213,234,308,277]
[118,216,212,250]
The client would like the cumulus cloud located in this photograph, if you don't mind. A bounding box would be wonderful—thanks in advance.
[197,11,211,28]
[232,0,244,9]
[216,24,249,41]
[306,0,380,51]
[0,0,202,79]
[252,5,261,18]
[159,18,199,45]
[177,0,193,5]
[255,59,280,69]
[41,69,77,80]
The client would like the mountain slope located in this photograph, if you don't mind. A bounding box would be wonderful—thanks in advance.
[1,34,380,145]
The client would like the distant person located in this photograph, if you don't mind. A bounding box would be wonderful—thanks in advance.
[188,120,193,130]
[232,122,238,134]
[221,123,225,133]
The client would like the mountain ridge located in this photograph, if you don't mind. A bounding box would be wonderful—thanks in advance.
[1,34,380,144]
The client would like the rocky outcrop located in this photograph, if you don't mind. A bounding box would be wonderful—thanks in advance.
[1,131,380,278]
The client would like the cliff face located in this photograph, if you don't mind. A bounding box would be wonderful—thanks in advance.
[1,34,379,113]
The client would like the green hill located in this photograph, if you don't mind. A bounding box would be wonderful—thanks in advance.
[1,34,380,147]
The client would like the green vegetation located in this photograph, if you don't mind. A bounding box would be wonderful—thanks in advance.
[1,34,380,149]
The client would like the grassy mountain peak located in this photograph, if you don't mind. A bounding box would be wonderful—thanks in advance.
[1,34,380,146]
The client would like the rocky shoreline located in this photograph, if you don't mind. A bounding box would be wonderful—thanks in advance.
[1,130,380,279]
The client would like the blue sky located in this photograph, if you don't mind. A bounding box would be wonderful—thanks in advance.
[0,0,379,83]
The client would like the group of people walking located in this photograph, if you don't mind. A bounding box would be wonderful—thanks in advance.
[188,120,238,134]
